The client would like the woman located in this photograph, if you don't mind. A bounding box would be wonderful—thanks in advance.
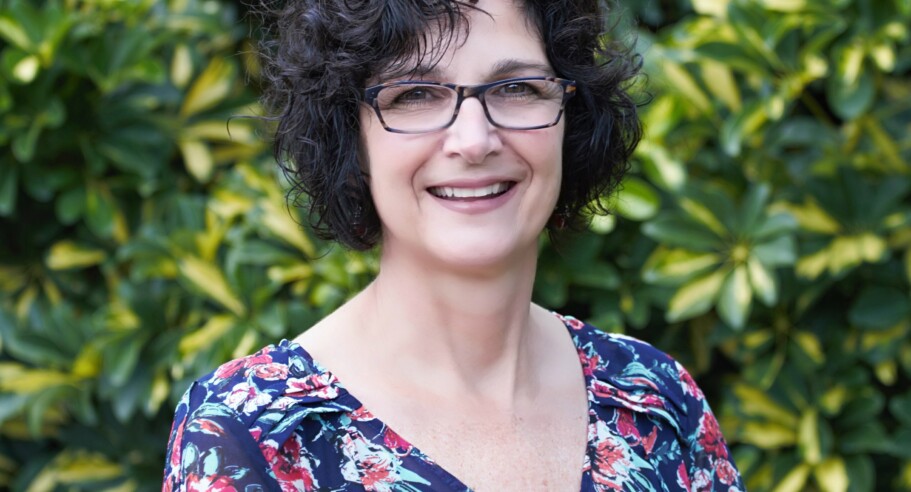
[164,0,743,490]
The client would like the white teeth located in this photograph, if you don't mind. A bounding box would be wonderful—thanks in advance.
[430,182,510,198]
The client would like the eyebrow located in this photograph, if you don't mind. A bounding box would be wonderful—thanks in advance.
[377,58,556,83]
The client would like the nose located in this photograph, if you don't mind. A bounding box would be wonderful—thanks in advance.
[442,97,502,164]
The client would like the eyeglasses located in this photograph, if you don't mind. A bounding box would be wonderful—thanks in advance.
[363,76,577,134]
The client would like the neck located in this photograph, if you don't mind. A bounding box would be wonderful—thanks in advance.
[352,243,547,409]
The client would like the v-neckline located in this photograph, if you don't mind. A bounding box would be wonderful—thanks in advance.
[287,314,594,492]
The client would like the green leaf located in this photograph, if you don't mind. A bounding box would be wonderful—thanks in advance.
[753,235,797,267]
[642,213,724,251]
[797,409,820,464]
[571,262,621,290]
[84,185,115,239]
[45,241,107,270]
[738,184,770,234]
[666,269,727,322]
[849,287,911,330]
[181,57,236,117]
[720,100,769,157]
[752,212,798,241]
[638,142,686,192]
[717,265,751,329]
[890,391,911,427]
[642,247,721,285]
[747,256,777,306]
[772,463,811,492]
[612,177,660,221]
[177,256,247,316]
[827,43,875,120]
[813,457,849,492]
[0,161,17,216]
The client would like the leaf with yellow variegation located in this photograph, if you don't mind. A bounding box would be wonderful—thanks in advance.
[666,269,727,322]
[71,344,102,379]
[260,199,315,257]
[739,421,797,449]
[179,139,214,183]
[797,409,821,464]
[701,60,741,111]
[747,256,777,306]
[181,57,235,117]
[773,198,841,235]
[45,240,106,270]
[171,43,192,88]
[179,314,236,356]
[680,197,729,237]
[793,331,825,365]
[660,59,711,113]
[642,247,721,285]
[638,141,686,192]
[718,265,751,329]
[38,450,123,484]
[177,256,246,316]
[267,263,314,285]
[813,457,848,492]
[147,372,170,415]
[0,367,74,393]
[734,383,799,427]
[772,463,811,492]
[796,247,830,280]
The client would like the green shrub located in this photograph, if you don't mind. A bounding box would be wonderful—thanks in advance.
[0,0,909,490]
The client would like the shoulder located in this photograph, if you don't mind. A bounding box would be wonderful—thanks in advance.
[173,340,351,440]
[558,314,705,430]
[559,314,689,386]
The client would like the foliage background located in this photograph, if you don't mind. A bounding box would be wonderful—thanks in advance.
[0,0,909,490]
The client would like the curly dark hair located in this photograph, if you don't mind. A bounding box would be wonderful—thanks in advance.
[257,0,642,250]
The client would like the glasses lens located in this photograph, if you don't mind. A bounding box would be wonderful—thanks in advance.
[484,79,566,129]
[375,84,456,132]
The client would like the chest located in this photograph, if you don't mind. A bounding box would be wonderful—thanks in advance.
[377,404,589,492]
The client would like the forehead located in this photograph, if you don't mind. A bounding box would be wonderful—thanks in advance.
[373,0,547,83]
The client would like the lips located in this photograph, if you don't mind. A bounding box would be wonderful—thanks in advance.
[428,181,514,200]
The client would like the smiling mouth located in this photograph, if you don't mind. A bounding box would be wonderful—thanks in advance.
[428,182,515,200]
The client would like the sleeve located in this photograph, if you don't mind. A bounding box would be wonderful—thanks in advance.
[163,382,282,492]
[676,362,745,491]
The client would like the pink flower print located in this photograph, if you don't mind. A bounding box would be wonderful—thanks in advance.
[717,459,739,485]
[224,382,272,415]
[339,428,403,492]
[691,469,712,491]
[676,462,691,489]
[383,427,413,456]
[185,473,238,492]
[641,426,657,455]
[252,362,289,381]
[616,410,641,441]
[563,316,585,330]
[168,419,184,470]
[214,358,245,380]
[286,374,339,400]
[350,405,374,422]
[697,413,729,459]
[261,435,320,492]
[678,363,704,399]
[589,420,634,490]
[578,348,602,376]
[194,418,224,437]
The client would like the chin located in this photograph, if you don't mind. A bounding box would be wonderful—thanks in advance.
[426,231,539,272]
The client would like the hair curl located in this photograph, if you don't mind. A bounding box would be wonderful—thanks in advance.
[256,0,642,250]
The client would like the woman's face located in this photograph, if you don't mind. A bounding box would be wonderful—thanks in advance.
[360,0,564,271]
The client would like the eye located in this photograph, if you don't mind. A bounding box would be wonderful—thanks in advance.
[499,82,535,95]
[377,84,451,110]
[396,87,432,102]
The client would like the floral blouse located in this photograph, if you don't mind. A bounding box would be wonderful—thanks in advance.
[163,315,743,491]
